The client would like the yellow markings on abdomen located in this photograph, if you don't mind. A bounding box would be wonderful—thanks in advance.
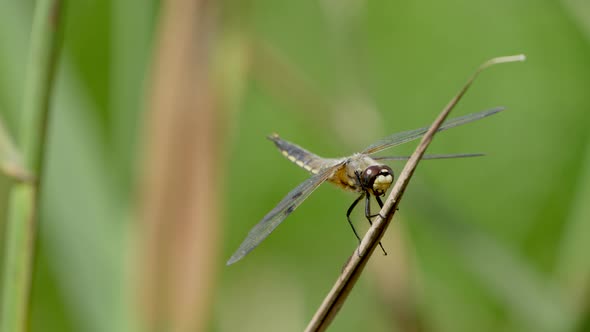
[305,164,320,174]
[279,148,320,174]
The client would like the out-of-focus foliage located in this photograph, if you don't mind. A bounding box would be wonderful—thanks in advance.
[1,0,589,331]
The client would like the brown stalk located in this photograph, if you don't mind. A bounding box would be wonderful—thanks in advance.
[138,1,222,331]
[305,54,525,332]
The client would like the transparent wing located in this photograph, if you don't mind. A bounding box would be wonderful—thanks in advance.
[373,153,484,161]
[226,165,339,265]
[362,107,504,155]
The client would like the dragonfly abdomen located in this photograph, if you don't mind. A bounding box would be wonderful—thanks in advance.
[268,134,326,174]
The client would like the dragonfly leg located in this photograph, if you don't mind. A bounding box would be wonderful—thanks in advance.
[346,193,364,245]
[375,195,399,214]
[375,195,383,208]
[365,195,387,256]
[369,195,386,219]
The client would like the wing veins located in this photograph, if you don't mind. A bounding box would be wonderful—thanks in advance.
[226,165,338,265]
[373,153,484,161]
[362,107,504,154]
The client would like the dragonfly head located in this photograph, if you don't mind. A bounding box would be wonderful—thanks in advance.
[360,165,394,196]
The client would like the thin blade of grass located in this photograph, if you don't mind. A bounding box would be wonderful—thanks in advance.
[0,1,64,331]
[2,4,136,331]
[305,55,525,332]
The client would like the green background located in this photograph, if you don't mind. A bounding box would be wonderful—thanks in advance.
[1,0,590,331]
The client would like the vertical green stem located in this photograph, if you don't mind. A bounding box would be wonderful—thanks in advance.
[1,1,64,331]
[1,185,35,332]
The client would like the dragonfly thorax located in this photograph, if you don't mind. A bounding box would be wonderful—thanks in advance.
[359,165,394,196]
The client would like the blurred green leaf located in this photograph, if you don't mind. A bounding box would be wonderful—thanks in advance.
[1,0,589,331]
[556,139,590,318]
[409,186,576,332]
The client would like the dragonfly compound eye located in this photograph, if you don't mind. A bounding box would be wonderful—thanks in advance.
[361,165,394,196]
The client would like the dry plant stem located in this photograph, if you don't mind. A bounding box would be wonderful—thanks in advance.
[139,0,222,332]
[305,54,525,332]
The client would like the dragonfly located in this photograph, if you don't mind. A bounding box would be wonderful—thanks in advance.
[226,107,503,265]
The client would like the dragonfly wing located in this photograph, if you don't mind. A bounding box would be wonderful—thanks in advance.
[362,107,504,154]
[226,165,339,265]
[373,153,484,161]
